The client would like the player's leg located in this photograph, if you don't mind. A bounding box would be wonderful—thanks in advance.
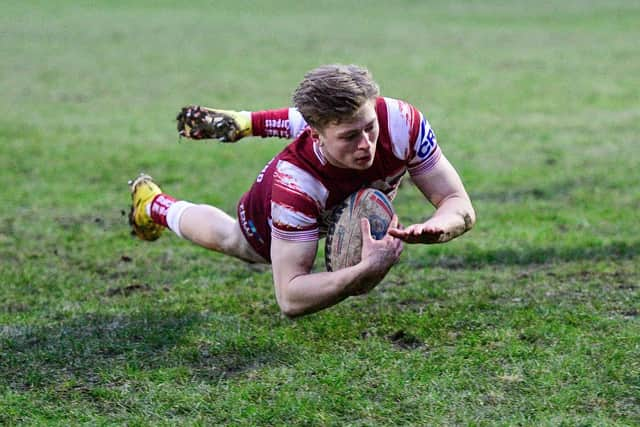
[177,205,266,263]
[128,173,266,264]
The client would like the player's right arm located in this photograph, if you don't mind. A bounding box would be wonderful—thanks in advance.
[270,217,403,318]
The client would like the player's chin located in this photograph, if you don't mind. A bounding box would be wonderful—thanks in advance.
[351,156,374,170]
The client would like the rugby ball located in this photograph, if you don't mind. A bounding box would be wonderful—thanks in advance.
[325,188,395,271]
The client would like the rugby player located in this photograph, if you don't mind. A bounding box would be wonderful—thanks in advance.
[129,64,475,317]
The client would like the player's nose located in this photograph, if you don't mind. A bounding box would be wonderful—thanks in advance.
[356,132,373,150]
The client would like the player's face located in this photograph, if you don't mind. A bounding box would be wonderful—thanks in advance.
[315,99,379,170]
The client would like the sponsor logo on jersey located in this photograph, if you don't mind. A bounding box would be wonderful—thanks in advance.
[265,119,290,137]
[417,119,437,159]
[239,202,253,237]
[256,157,275,183]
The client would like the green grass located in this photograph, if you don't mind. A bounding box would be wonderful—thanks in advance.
[1,0,639,425]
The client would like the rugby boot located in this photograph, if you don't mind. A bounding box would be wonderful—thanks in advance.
[128,173,164,241]
[178,106,252,142]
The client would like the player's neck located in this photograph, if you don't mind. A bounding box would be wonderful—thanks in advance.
[317,142,347,169]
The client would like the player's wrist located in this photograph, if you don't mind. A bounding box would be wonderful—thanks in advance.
[348,257,387,295]
[339,262,375,296]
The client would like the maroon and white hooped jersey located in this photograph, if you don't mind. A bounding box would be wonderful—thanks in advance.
[237,96,442,261]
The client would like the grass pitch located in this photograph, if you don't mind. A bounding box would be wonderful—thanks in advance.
[1,0,639,425]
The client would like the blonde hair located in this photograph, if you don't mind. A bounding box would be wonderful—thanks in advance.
[292,64,380,130]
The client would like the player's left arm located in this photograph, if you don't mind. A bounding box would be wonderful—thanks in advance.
[388,155,476,244]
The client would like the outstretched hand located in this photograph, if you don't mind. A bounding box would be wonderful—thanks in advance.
[388,217,449,244]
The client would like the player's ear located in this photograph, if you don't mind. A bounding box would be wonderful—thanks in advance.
[309,127,320,143]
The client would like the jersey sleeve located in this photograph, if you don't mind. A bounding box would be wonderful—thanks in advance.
[382,97,442,176]
[406,112,442,176]
[270,159,328,242]
[251,108,308,139]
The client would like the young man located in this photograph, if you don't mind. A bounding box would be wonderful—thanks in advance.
[129,64,475,317]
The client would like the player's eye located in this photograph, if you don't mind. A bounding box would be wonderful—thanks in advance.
[364,120,376,132]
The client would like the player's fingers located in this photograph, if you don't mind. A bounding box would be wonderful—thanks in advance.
[389,215,399,229]
[387,228,409,241]
[398,224,418,236]
[395,224,423,243]
[387,225,400,234]
[360,217,372,242]
[413,225,429,237]
[388,219,408,234]
[387,228,406,240]
[388,216,402,238]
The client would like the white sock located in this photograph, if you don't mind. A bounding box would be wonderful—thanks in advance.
[166,201,195,238]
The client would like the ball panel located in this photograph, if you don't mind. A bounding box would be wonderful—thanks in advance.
[325,188,395,271]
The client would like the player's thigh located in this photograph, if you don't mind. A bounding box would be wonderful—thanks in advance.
[179,204,266,263]
[179,205,234,242]
[227,220,268,263]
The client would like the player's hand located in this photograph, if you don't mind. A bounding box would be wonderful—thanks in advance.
[176,105,251,142]
[388,216,449,244]
[349,216,403,295]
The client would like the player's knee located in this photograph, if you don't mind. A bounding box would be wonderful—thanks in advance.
[219,231,242,254]
[220,227,263,263]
